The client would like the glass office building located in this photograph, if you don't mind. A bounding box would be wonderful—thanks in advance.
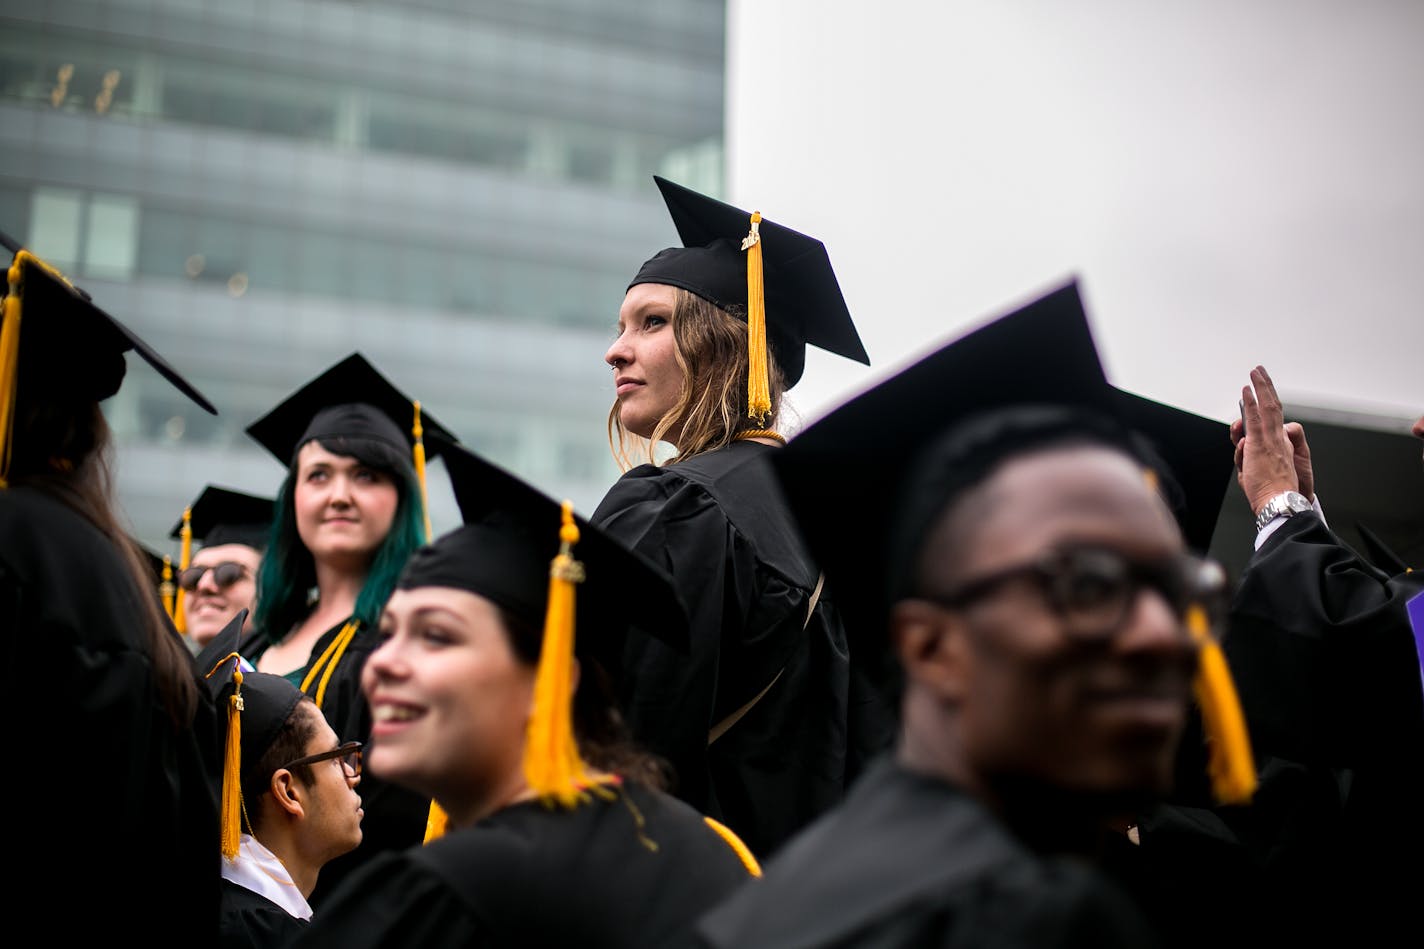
[0,0,726,549]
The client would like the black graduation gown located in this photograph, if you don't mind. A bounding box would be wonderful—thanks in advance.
[694,758,1163,949]
[591,440,895,859]
[1103,512,1424,947]
[290,781,756,949]
[195,613,431,907]
[218,879,308,949]
[0,487,221,942]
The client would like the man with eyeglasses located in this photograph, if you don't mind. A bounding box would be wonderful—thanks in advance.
[695,282,1235,948]
[169,485,273,652]
[207,650,364,948]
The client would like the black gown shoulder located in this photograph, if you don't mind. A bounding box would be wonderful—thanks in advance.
[218,879,308,949]
[592,442,893,859]
[1,487,220,942]
[292,781,755,949]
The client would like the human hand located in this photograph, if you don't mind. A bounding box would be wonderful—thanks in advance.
[1235,365,1300,514]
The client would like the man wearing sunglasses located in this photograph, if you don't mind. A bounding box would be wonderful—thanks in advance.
[169,485,273,651]
[207,653,365,948]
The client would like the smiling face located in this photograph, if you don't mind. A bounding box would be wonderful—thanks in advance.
[910,445,1198,803]
[605,282,685,442]
[181,543,262,646]
[364,586,537,827]
[292,441,400,570]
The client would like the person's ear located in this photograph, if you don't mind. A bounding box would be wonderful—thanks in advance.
[269,768,306,819]
[890,600,970,701]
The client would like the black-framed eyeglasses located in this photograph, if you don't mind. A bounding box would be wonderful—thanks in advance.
[281,741,362,778]
[177,561,251,593]
[921,546,1230,640]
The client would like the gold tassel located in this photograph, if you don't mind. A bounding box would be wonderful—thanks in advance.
[173,506,193,635]
[202,652,248,861]
[424,801,449,842]
[160,555,176,621]
[704,816,763,877]
[0,254,27,489]
[1187,604,1257,804]
[740,212,771,424]
[411,401,432,543]
[523,501,591,808]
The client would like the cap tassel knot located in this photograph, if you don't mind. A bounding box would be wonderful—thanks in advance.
[741,212,771,424]
[173,506,193,635]
[1188,603,1257,804]
[0,254,28,489]
[412,401,433,542]
[524,501,591,808]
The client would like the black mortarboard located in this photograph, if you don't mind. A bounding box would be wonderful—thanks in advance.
[771,277,1231,648]
[170,485,275,551]
[629,176,869,401]
[1,231,215,412]
[401,435,688,810]
[205,641,306,858]
[402,435,688,662]
[245,352,455,467]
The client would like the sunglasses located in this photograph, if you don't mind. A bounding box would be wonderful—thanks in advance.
[177,561,251,593]
[922,545,1230,641]
[281,740,363,779]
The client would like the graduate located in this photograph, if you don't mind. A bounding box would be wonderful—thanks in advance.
[206,640,364,948]
[593,176,895,859]
[170,484,274,650]
[696,279,1244,948]
[291,438,758,948]
[0,233,223,941]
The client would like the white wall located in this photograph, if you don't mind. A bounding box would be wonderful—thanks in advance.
[727,0,1423,434]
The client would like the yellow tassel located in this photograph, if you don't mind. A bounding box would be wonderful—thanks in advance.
[740,212,771,424]
[523,501,591,808]
[173,506,193,635]
[411,401,433,543]
[201,652,249,861]
[160,555,176,621]
[1187,604,1257,805]
[0,255,28,489]
[424,801,449,842]
[300,619,361,709]
[704,816,763,877]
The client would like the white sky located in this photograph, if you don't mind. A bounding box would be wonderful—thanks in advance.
[727,0,1423,435]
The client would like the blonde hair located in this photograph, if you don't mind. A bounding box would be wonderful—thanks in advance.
[608,288,787,470]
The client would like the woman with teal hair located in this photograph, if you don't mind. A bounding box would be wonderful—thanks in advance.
[199,351,455,906]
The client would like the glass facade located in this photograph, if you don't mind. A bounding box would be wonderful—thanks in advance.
[0,0,726,548]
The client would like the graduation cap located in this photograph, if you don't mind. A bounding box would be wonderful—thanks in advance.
[401,435,688,813]
[772,277,1251,803]
[204,637,306,859]
[629,176,870,419]
[169,485,275,552]
[0,233,215,486]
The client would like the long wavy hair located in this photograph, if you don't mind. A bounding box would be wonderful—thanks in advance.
[607,288,788,470]
[9,395,199,728]
[498,605,671,791]
[252,435,427,643]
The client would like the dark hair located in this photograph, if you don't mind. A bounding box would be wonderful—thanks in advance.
[252,434,427,642]
[497,605,672,791]
[887,404,1175,602]
[10,395,199,727]
[608,288,788,469]
[245,698,322,833]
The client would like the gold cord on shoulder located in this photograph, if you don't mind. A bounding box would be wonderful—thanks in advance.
[734,429,786,446]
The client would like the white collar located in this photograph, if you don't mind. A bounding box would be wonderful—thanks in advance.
[221,834,313,920]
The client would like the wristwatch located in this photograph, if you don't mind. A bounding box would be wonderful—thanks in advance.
[1253,490,1313,533]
